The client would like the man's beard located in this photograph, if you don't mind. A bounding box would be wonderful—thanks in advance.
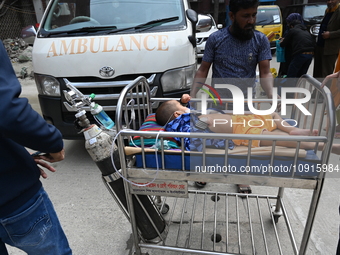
[327,3,336,9]
[230,20,255,41]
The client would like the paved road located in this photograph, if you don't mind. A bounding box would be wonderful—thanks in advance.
[6,56,340,255]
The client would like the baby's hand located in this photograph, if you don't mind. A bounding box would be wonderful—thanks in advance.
[181,94,191,104]
[321,71,340,88]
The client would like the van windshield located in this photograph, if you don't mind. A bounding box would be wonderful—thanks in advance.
[256,7,281,25]
[303,4,327,19]
[41,0,185,35]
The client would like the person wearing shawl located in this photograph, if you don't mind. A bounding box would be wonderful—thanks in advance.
[313,0,340,79]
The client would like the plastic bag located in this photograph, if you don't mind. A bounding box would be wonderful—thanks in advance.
[276,40,285,63]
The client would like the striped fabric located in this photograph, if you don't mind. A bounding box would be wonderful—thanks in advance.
[131,114,179,147]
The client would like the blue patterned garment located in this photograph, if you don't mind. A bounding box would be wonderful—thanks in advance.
[164,112,235,152]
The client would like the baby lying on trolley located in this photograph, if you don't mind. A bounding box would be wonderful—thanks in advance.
[155,94,340,155]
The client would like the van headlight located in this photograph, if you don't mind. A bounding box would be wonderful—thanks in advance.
[35,74,60,96]
[310,24,320,36]
[161,64,196,92]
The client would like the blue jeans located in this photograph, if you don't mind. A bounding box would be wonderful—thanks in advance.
[0,187,72,255]
[276,53,313,97]
[287,53,313,79]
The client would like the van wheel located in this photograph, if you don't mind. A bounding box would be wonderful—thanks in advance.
[70,16,100,25]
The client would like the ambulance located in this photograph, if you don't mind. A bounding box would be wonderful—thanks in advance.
[27,0,202,139]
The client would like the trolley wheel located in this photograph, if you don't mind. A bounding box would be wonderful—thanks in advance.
[274,215,281,224]
[271,204,282,224]
[158,203,170,215]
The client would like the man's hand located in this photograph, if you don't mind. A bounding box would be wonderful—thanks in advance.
[34,149,65,163]
[31,149,64,178]
[33,158,56,179]
[322,31,330,40]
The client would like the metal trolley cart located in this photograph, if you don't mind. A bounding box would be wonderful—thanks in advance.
[113,75,335,255]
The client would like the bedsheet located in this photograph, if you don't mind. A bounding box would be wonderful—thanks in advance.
[126,146,320,178]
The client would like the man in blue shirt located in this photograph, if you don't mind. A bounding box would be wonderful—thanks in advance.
[191,0,274,193]
[191,0,274,100]
[0,40,72,255]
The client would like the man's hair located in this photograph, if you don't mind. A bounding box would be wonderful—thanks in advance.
[229,0,259,14]
[155,100,180,126]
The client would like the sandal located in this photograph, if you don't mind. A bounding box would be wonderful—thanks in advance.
[195,182,207,188]
[237,184,252,194]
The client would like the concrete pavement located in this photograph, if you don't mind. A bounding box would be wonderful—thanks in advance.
[6,57,340,255]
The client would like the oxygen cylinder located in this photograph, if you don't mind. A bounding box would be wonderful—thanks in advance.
[83,124,165,240]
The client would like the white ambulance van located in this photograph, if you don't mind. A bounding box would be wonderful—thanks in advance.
[27,0,202,139]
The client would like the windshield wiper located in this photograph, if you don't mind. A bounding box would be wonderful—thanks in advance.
[135,16,179,29]
[105,16,179,34]
[43,25,118,37]
[310,15,324,20]
[256,18,279,27]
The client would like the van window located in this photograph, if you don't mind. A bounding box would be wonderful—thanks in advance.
[41,0,186,36]
[256,7,281,25]
[303,4,326,19]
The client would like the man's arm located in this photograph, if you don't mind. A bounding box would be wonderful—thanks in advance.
[190,60,212,97]
[0,40,63,153]
[279,29,293,48]
[323,29,340,39]
[258,59,274,99]
[323,9,340,39]
[321,70,340,88]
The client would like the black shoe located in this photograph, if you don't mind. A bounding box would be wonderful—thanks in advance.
[194,182,206,188]
[311,98,323,104]
[311,89,317,99]
[311,89,323,103]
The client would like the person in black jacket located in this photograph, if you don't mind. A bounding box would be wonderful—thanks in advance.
[0,40,72,255]
[277,13,304,78]
[277,17,315,98]
[280,19,316,81]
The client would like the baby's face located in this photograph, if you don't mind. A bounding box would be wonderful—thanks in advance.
[175,101,190,115]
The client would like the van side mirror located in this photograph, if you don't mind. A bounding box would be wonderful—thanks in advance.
[21,25,37,46]
[186,9,198,48]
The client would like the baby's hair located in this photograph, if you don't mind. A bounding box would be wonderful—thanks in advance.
[155,100,180,126]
